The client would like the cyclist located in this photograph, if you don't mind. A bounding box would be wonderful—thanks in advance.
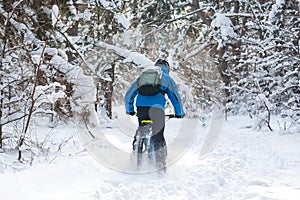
[124,59,184,172]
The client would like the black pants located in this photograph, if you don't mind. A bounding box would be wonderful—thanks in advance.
[136,106,165,146]
[134,106,167,170]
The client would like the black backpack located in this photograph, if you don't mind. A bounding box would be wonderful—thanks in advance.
[137,66,163,96]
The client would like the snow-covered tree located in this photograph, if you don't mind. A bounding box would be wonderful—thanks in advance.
[227,0,299,129]
[0,1,97,159]
[1,0,299,159]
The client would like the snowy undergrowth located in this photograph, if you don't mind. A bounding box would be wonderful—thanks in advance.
[0,117,84,172]
[0,115,299,200]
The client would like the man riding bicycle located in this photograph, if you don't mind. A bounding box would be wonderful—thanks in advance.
[124,59,184,172]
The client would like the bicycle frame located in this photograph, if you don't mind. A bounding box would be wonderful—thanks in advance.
[133,115,175,171]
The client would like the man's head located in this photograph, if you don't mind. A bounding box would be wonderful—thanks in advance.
[155,59,170,74]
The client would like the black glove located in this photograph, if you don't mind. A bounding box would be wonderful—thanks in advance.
[126,111,136,116]
[175,114,184,118]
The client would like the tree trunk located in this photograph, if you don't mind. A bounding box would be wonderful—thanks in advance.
[103,64,115,119]
[191,0,231,100]
[0,125,2,149]
[0,78,2,148]
[18,38,48,161]
[216,45,230,98]
[192,0,211,26]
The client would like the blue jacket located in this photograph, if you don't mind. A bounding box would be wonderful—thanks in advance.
[125,65,184,116]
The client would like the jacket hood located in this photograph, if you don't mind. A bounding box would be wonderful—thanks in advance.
[157,65,170,74]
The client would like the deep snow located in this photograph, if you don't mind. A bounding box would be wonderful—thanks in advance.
[0,113,299,200]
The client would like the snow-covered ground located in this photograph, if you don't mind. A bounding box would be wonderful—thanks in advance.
[0,113,299,200]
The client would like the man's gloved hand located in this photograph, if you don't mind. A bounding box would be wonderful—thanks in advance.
[174,114,185,118]
[126,111,136,116]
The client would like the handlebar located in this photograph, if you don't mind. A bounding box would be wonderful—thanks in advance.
[127,112,183,118]
[165,114,176,118]
[141,114,178,124]
[166,114,185,118]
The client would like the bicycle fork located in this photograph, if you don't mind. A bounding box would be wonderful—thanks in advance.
[133,124,154,169]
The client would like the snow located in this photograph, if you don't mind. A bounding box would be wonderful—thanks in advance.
[1,1,299,198]
[35,82,66,105]
[51,5,59,27]
[115,13,131,29]
[98,42,153,67]
[269,0,285,23]
[211,13,236,44]
[1,112,299,200]
[98,0,131,29]
[0,6,41,45]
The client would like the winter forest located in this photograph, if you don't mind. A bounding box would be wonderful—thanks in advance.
[0,0,300,199]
